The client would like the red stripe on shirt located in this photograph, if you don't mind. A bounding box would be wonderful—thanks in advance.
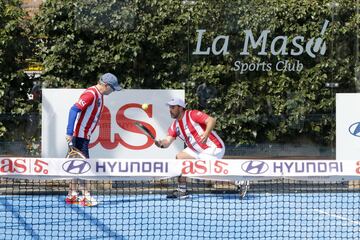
[83,88,99,138]
[185,110,208,150]
[90,92,103,135]
[209,133,223,148]
[178,116,196,152]
[168,121,177,138]
[198,122,223,148]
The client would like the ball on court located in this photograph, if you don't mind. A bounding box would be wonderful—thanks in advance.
[142,103,149,110]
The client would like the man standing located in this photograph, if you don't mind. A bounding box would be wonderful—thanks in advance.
[155,97,249,199]
[65,73,121,206]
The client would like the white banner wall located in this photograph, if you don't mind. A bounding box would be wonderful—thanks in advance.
[42,89,185,158]
[1,158,358,181]
[336,93,360,160]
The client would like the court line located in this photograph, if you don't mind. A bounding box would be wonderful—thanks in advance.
[58,195,126,240]
[315,209,360,226]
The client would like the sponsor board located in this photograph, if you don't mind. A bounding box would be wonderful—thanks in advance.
[336,94,360,160]
[1,158,360,181]
[42,89,185,159]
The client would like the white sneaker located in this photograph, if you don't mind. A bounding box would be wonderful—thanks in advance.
[79,195,98,207]
[166,189,190,199]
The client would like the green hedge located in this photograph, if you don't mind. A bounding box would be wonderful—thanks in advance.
[5,0,356,148]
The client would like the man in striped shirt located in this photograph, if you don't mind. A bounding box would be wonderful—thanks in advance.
[155,98,223,198]
[156,98,250,199]
[65,73,121,206]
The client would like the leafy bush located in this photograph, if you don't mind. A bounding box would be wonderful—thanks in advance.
[33,0,358,147]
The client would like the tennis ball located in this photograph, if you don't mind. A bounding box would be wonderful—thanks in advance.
[142,103,149,110]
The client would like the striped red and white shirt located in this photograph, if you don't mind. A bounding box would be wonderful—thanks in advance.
[73,86,104,139]
[168,110,224,153]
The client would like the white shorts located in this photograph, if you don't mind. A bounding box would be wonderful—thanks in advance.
[183,147,225,160]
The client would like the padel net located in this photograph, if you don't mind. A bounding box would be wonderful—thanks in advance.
[1,158,360,239]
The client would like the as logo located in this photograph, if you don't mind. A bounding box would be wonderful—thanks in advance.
[182,160,207,174]
[62,160,91,174]
[241,160,269,174]
[0,158,27,173]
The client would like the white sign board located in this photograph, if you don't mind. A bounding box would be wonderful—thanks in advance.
[336,93,360,160]
[1,158,358,182]
[42,89,185,158]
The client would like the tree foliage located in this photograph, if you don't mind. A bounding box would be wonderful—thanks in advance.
[32,0,358,147]
[0,0,34,140]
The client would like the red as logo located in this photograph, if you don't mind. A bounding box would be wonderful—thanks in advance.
[90,103,156,150]
[0,158,27,173]
[182,160,208,174]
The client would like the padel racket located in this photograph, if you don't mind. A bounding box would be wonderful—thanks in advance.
[134,121,156,140]
[66,142,86,159]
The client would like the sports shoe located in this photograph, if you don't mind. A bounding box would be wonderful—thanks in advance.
[166,189,189,199]
[235,180,250,199]
[65,195,80,205]
[79,196,99,207]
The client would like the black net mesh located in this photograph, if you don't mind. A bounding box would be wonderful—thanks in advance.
[1,177,359,239]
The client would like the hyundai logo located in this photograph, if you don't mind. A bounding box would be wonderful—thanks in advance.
[62,160,91,174]
[349,122,360,137]
[241,161,269,174]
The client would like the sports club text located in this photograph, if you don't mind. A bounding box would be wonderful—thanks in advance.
[193,20,329,74]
